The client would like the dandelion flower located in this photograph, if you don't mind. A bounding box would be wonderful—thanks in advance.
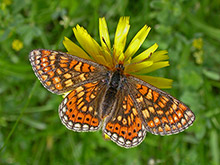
[63,17,172,88]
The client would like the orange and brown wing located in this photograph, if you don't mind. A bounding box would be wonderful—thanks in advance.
[103,86,146,148]
[29,49,107,94]
[128,76,195,136]
[59,80,107,131]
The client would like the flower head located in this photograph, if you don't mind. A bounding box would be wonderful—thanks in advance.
[12,39,23,51]
[63,17,172,88]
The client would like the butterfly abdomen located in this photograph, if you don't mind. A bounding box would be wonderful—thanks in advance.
[101,70,123,118]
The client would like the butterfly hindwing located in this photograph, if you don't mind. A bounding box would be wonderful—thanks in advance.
[128,76,195,136]
[59,80,107,132]
[103,85,146,148]
[29,49,107,94]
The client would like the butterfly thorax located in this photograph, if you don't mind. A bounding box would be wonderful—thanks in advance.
[101,64,125,119]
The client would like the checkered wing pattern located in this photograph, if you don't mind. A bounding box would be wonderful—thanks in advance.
[59,80,107,131]
[128,76,195,136]
[103,85,146,148]
[29,49,107,94]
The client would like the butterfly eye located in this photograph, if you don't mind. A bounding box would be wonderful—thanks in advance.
[102,71,110,83]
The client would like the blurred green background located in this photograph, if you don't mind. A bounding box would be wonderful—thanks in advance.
[0,0,220,164]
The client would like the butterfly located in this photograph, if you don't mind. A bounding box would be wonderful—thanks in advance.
[29,49,195,148]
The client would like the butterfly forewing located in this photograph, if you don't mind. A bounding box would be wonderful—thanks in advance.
[29,49,107,94]
[127,76,195,136]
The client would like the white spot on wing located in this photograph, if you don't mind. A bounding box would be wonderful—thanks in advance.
[34,50,41,55]
[112,133,118,140]
[63,115,68,122]
[132,138,137,145]
[62,107,67,113]
[74,123,81,128]
[118,137,125,144]
[68,121,73,126]
[126,140,131,145]
[82,124,89,130]
[63,98,68,105]
[138,131,142,137]
[59,111,63,116]
[106,131,111,136]
[138,137,143,142]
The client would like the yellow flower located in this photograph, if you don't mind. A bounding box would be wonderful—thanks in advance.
[1,0,12,10]
[12,39,23,51]
[192,38,203,50]
[63,17,172,88]
[3,0,12,5]
[192,38,203,64]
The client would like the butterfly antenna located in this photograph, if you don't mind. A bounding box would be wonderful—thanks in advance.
[102,37,111,52]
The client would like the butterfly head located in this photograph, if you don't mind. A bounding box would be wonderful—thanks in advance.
[115,63,125,73]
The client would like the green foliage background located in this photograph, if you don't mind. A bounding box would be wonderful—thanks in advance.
[0,0,220,164]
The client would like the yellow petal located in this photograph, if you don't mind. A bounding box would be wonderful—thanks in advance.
[125,60,153,73]
[62,91,71,98]
[99,17,111,50]
[133,75,173,89]
[73,25,107,65]
[124,56,132,65]
[125,25,151,60]
[113,17,130,61]
[99,17,113,67]
[95,55,109,66]
[101,49,114,68]
[63,37,92,60]
[124,39,141,60]
[104,133,111,140]
[149,50,169,62]
[131,43,158,63]
[118,52,125,63]
[134,61,170,74]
